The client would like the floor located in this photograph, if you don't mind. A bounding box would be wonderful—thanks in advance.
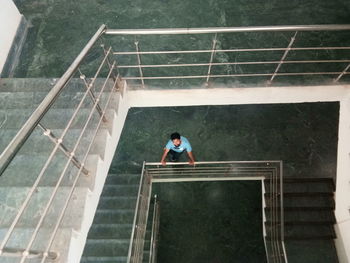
[110,102,339,180]
[151,180,266,263]
[13,0,350,87]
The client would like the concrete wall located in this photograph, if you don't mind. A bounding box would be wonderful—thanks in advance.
[127,84,350,263]
[0,0,22,74]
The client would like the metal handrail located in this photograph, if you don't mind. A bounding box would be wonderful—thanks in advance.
[0,24,107,176]
[128,162,153,263]
[105,24,350,35]
[149,195,160,263]
[142,161,286,263]
[105,24,350,86]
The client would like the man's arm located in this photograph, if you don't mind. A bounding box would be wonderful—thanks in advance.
[161,148,170,166]
[187,151,195,165]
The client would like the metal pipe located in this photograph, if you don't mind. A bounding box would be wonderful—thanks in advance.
[105,24,350,35]
[334,63,350,82]
[146,161,282,166]
[78,66,108,123]
[127,161,146,263]
[269,32,298,83]
[113,46,350,55]
[117,59,350,69]
[38,123,89,175]
[0,24,106,176]
[123,71,345,80]
[134,41,145,88]
[206,34,217,84]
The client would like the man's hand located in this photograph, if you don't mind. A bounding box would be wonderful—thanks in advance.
[187,151,195,166]
[160,148,170,167]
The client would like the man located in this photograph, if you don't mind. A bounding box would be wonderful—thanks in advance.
[161,132,195,166]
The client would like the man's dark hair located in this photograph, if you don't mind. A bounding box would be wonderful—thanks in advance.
[170,132,181,140]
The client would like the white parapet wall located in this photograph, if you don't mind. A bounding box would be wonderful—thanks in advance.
[128,84,350,262]
[0,0,22,74]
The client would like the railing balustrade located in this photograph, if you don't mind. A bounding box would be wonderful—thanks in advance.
[139,161,288,263]
[0,24,121,261]
[1,23,349,262]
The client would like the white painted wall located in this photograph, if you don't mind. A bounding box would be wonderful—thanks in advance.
[128,84,350,262]
[0,0,22,74]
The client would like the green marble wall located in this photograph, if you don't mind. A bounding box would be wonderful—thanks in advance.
[14,0,350,86]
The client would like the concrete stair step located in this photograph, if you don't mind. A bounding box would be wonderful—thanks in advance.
[265,209,336,224]
[0,109,116,129]
[80,256,128,263]
[0,153,99,187]
[265,195,335,208]
[266,224,336,240]
[0,91,119,110]
[284,240,339,263]
[93,209,135,224]
[82,239,130,257]
[87,224,133,239]
[0,78,114,93]
[101,185,139,197]
[97,196,137,210]
[0,227,73,262]
[0,186,88,228]
[105,174,140,185]
[264,181,334,193]
[0,128,110,158]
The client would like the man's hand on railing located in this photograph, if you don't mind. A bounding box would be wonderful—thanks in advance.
[161,160,166,166]
[188,160,195,166]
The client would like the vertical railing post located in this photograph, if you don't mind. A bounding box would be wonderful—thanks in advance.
[334,63,350,82]
[135,41,145,88]
[205,33,217,86]
[268,31,298,84]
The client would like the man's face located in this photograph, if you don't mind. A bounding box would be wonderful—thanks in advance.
[172,139,181,147]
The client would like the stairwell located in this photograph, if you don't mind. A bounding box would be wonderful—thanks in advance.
[0,77,130,262]
[264,177,338,263]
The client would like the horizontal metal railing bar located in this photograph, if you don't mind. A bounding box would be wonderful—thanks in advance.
[151,172,273,177]
[113,46,350,55]
[147,169,276,174]
[105,24,350,35]
[147,166,276,171]
[116,59,350,69]
[123,72,349,80]
[0,24,107,177]
[146,161,281,166]
[152,176,265,182]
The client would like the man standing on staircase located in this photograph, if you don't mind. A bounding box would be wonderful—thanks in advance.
[161,132,195,166]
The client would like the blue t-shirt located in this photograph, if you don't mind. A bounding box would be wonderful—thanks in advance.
[165,136,192,153]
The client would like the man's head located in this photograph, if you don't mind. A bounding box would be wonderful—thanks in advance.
[170,132,181,147]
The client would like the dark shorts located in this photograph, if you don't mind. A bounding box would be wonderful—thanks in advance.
[168,149,184,161]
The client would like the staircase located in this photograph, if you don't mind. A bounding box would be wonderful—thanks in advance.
[264,177,338,263]
[0,77,129,262]
[80,173,140,263]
